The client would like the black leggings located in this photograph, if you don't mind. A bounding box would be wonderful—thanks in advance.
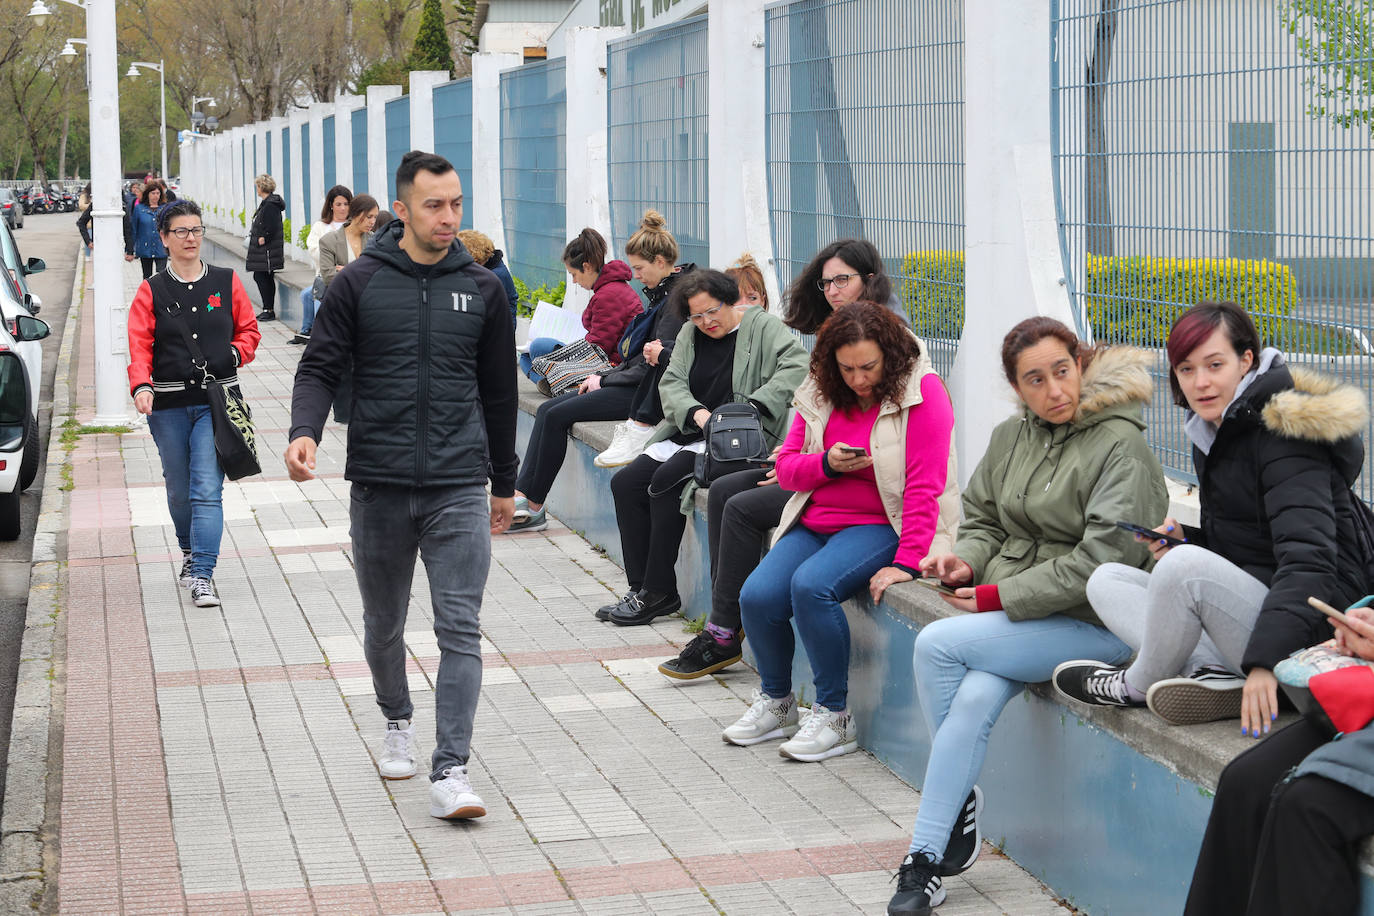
[1185,717,1374,916]
[515,384,635,505]
[140,256,167,278]
[628,359,668,426]
[253,270,276,313]
[610,450,697,595]
[706,468,792,632]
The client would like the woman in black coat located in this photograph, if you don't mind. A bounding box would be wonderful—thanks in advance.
[245,173,285,321]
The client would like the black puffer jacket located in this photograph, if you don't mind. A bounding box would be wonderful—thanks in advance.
[246,193,285,272]
[598,263,695,388]
[288,221,518,495]
[1185,361,1369,671]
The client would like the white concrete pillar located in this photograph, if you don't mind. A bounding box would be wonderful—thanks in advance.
[287,110,307,257]
[562,27,624,313]
[334,94,362,195]
[308,101,329,212]
[472,52,523,253]
[366,85,403,205]
[409,71,450,154]
[708,0,778,305]
[952,0,1074,485]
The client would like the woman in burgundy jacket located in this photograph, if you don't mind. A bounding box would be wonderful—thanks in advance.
[520,228,643,381]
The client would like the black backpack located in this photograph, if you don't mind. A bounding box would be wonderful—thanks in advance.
[693,402,770,487]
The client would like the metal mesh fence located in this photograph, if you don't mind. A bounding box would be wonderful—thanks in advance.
[1052,0,1374,493]
[352,110,368,195]
[500,59,567,289]
[607,14,709,270]
[323,115,336,190]
[434,78,475,232]
[385,96,411,206]
[300,123,312,227]
[765,0,964,369]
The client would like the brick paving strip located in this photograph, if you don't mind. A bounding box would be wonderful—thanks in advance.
[6,260,1072,914]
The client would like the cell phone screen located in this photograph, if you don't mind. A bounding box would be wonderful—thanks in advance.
[915,577,958,596]
[1115,521,1185,547]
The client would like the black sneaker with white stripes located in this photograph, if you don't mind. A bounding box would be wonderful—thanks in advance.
[1052,659,1144,708]
[1146,665,1246,725]
[178,550,194,588]
[888,851,946,916]
[939,785,983,876]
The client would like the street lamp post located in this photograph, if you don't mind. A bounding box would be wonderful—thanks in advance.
[126,59,166,180]
[30,0,129,424]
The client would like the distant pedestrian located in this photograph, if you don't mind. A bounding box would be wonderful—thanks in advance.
[293,184,353,345]
[315,193,380,425]
[456,229,519,330]
[122,181,143,263]
[76,183,93,258]
[286,151,517,821]
[130,182,168,278]
[126,199,261,608]
[246,173,285,321]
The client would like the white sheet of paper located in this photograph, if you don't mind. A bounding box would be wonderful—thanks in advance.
[526,300,586,345]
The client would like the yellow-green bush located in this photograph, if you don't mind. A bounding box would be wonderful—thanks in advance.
[899,250,964,341]
[1085,254,1298,347]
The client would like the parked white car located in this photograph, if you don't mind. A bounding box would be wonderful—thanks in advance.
[0,311,45,538]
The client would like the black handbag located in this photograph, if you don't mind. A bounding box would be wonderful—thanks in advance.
[693,402,770,487]
[161,300,262,481]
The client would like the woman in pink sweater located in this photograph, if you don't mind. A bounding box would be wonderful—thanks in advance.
[724,302,959,762]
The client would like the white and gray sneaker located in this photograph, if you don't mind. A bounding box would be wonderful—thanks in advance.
[178,550,194,587]
[189,577,220,608]
[1146,665,1247,725]
[722,688,801,746]
[594,421,655,468]
[378,719,417,779]
[430,764,486,819]
[779,704,858,762]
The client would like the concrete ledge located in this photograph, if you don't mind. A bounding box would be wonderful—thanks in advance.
[512,375,1373,915]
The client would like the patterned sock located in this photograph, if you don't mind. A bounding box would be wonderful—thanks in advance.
[704,622,737,645]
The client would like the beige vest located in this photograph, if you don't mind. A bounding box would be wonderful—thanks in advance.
[773,341,961,558]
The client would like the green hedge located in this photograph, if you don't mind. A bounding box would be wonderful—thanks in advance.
[899,250,965,340]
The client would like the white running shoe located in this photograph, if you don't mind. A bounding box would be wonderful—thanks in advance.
[722,688,800,746]
[430,765,486,819]
[778,704,858,762]
[377,719,417,779]
[594,421,655,468]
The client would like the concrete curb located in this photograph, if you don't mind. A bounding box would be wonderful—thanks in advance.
[0,251,83,910]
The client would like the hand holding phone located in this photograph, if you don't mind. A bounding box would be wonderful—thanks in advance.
[1116,521,1185,547]
[916,577,959,596]
[839,446,867,456]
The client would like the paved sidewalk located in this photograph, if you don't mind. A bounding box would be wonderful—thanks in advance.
[49,260,1072,914]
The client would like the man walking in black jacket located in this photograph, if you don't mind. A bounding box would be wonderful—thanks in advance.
[285,151,517,820]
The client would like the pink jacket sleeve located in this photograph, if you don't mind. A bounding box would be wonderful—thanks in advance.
[893,374,955,569]
[775,412,834,492]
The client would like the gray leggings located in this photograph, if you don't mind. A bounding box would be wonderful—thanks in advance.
[1086,545,1269,694]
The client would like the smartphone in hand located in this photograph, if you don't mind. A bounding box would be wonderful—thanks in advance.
[838,446,867,456]
[1116,521,1185,547]
[916,577,959,596]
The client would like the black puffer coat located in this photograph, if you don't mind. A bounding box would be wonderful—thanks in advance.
[598,263,695,388]
[1184,361,1370,671]
[245,193,285,272]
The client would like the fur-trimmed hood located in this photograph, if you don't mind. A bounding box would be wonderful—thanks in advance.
[1262,366,1369,444]
[1074,345,1155,423]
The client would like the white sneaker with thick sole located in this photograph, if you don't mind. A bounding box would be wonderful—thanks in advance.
[594,421,655,468]
[722,688,800,746]
[778,704,858,762]
[377,719,417,779]
[430,765,486,819]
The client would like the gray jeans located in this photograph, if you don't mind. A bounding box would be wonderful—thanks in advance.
[350,482,490,781]
[1087,545,1269,693]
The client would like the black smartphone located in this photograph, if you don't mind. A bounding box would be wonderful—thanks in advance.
[1115,521,1186,547]
[916,577,959,596]
[838,446,867,456]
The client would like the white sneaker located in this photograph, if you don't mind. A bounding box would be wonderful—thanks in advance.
[722,688,800,746]
[778,704,858,762]
[430,764,486,819]
[377,719,417,779]
[594,421,655,468]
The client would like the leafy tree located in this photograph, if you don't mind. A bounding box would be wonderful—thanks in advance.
[408,0,453,73]
[354,59,410,94]
[1281,0,1373,134]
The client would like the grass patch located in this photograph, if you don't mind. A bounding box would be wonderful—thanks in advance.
[683,615,706,634]
[57,418,131,490]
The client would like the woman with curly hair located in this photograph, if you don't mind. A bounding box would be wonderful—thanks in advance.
[724,302,959,762]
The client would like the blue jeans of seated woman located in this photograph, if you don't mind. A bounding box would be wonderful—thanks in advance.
[739,522,898,711]
[147,405,225,579]
[519,337,563,382]
[298,286,317,335]
[906,611,1131,857]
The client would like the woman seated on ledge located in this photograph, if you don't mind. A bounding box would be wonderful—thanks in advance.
[599,269,809,626]
[724,302,959,763]
[887,317,1166,916]
[1054,302,1368,732]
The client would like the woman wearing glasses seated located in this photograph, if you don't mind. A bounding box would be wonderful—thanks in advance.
[785,238,908,334]
[600,269,810,626]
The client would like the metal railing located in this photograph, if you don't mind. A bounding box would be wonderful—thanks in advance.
[1051,0,1374,494]
[607,14,709,270]
[433,78,475,232]
[765,0,965,371]
[500,59,567,289]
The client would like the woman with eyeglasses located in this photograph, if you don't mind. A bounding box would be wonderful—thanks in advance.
[127,199,261,609]
[785,238,907,334]
[599,269,809,627]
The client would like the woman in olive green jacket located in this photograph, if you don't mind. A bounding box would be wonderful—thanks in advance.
[887,316,1168,916]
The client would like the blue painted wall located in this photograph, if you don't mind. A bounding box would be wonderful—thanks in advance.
[322,115,336,191]
[385,96,410,207]
[352,110,369,196]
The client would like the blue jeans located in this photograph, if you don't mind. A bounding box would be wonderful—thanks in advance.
[739,522,898,710]
[518,337,563,382]
[147,405,225,579]
[906,611,1131,857]
[349,482,490,781]
[298,286,318,335]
